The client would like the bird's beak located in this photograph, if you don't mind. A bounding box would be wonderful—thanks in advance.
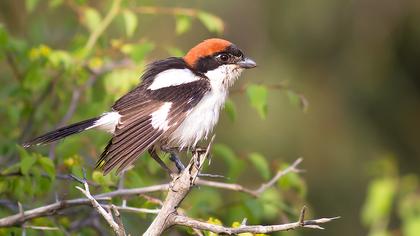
[237,57,257,69]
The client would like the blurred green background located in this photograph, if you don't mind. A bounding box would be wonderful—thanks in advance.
[1,0,420,235]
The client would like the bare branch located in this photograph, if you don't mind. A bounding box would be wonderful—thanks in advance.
[0,184,168,227]
[103,205,160,215]
[196,157,303,197]
[143,136,215,236]
[76,181,126,236]
[23,225,59,231]
[172,209,340,234]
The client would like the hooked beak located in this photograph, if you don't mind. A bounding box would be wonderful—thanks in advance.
[237,57,257,69]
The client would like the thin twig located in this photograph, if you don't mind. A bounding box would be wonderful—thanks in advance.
[76,181,125,236]
[0,184,168,227]
[84,0,122,54]
[22,225,60,231]
[172,214,340,234]
[197,157,303,197]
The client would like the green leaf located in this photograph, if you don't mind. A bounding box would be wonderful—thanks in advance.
[248,152,270,180]
[277,168,307,197]
[18,147,36,176]
[175,15,192,35]
[246,84,268,119]
[38,157,55,180]
[49,0,63,8]
[403,217,420,236]
[361,178,397,225]
[166,47,184,57]
[287,91,309,112]
[0,24,9,50]
[92,170,114,187]
[197,11,224,34]
[123,10,137,37]
[83,7,102,33]
[212,144,244,180]
[122,42,155,63]
[26,0,39,12]
[224,99,236,122]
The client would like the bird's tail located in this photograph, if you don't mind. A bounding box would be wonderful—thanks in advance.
[22,117,101,148]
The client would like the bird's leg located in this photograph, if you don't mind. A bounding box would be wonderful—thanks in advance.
[160,146,186,173]
[169,152,185,173]
[148,148,173,176]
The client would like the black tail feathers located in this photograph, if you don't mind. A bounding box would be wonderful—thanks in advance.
[22,117,100,148]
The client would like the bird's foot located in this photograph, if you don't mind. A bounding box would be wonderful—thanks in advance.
[169,152,185,174]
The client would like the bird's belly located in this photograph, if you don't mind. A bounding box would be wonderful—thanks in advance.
[169,89,227,149]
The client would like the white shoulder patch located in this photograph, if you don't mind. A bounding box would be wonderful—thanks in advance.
[151,102,172,131]
[148,69,200,90]
[94,112,121,133]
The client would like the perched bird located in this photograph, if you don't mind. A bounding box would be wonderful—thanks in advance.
[23,38,256,175]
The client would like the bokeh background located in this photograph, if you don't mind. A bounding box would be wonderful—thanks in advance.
[1,0,420,235]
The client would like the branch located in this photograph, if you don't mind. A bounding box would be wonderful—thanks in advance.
[143,136,215,236]
[0,184,168,227]
[83,0,122,55]
[75,180,125,236]
[172,212,340,234]
[196,157,303,197]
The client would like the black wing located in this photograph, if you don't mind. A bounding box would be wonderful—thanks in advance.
[97,79,211,174]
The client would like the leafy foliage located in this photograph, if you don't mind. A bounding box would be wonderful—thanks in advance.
[362,157,420,236]
[0,1,308,235]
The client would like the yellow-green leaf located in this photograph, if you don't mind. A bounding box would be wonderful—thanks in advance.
[287,90,309,112]
[18,147,36,176]
[175,15,192,35]
[224,99,236,122]
[248,152,270,180]
[83,7,102,33]
[26,0,39,12]
[361,178,397,225]
[197,11,224,34]
[38,157,55,180]
[246,84,268,119]
[123,10,137,37]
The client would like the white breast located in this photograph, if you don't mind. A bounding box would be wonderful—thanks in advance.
[169,64,243,149]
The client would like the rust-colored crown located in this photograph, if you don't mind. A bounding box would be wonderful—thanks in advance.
[184,38,231,67]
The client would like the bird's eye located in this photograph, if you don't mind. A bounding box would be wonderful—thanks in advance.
[218,53,230,62]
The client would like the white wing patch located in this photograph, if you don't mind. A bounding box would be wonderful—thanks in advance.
[94,112,121,133]
[151,102,172,131]
[147,69,200,90]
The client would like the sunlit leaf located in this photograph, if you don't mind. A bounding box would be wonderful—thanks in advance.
[224,99,236,122]
[123,10,138,37]
[260,188,282,220]
[287,91,309,112]
[197,11,224,34]
[18,147,36,176]
[0,24,9,51]
[248,152,270,180]
[246,84,268,119]
[83,7,102,33]
[122,42,155,63]
[277,169,307,198]
[26,0,39,12]
[38,157,55,180]
[212,144,244,180]
[166,47,184,57]
[361,178,397,225]
[175,15,192,35]
[49,0,63,8]
[403,217,420,236]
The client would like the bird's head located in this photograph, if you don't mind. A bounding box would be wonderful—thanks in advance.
[184,38,256,87]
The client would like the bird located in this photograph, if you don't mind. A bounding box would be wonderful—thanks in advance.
[23,38,257,175]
